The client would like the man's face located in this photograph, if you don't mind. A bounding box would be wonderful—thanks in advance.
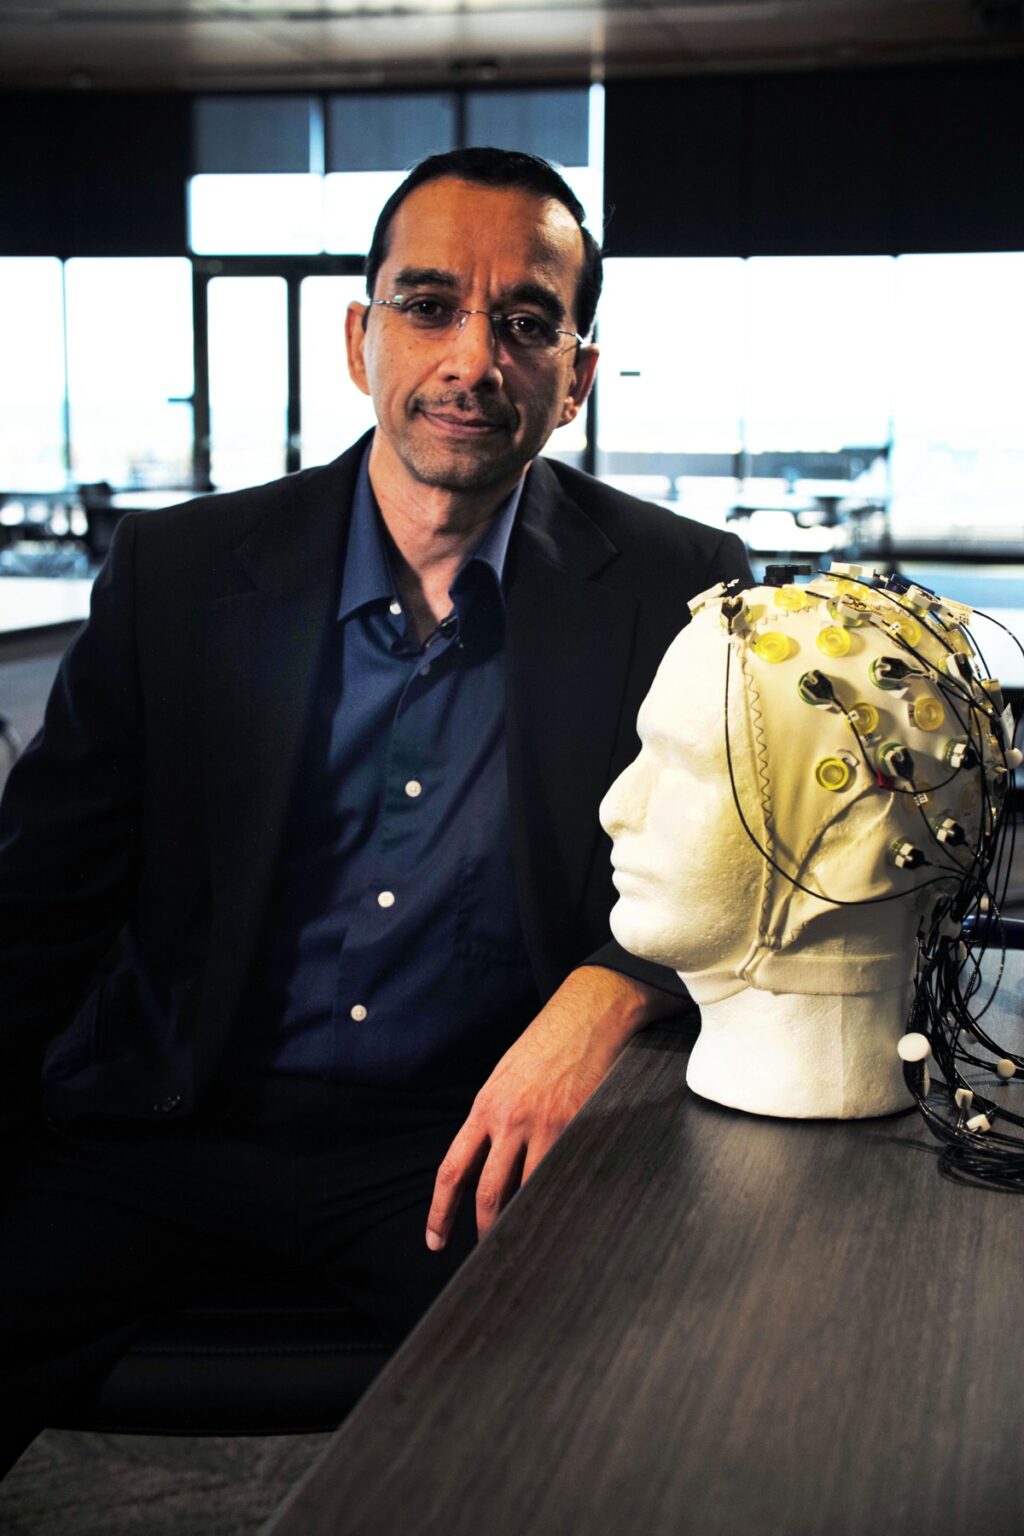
[345,177,598,500]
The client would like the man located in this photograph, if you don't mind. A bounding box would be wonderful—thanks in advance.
[0,148,750,1467]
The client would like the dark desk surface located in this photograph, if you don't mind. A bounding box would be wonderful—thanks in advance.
[265,962,1024,1536]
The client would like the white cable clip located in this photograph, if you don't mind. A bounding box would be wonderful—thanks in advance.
[688,580,726,616]
[897,1033,932,1063]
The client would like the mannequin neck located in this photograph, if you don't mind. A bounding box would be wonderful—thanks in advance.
[685,982,914,1119]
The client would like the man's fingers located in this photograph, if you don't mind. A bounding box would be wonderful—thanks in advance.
[474,1137,526,1238]
[521,1127,560,1185]
[425,1120,488,1251]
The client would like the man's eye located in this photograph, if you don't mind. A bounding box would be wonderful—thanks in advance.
[503,313,553,346]
[401,298,452,326]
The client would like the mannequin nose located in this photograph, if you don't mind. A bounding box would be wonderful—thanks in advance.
[600,754,649,839]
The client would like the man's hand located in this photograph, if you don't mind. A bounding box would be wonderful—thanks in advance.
[425,965,681,1249]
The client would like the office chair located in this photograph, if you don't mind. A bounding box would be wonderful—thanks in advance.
[53,1283,392,1435]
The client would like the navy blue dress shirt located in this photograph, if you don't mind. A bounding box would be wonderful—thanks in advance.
[236,448,539,1087]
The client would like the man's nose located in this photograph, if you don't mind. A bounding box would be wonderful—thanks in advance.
[439,310,504,389]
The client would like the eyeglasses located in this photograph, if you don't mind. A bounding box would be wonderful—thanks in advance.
[369,295,582,356]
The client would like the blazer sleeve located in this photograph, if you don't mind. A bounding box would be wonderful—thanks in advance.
[0,515,144,1116]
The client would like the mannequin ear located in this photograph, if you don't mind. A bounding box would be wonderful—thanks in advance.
[558,344,599,428]
[345,301,372,397]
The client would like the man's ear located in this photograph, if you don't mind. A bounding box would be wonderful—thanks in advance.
[345,301,372,397]
[558,343,599,428]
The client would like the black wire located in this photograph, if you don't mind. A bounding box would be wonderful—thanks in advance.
[723,627,969,909]
[721,572,1023,1190]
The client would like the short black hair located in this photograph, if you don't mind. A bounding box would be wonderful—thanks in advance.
[364,146,603,338]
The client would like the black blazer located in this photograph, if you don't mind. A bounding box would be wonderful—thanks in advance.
[0,436,750,1129]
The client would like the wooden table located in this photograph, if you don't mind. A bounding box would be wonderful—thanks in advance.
[265,963,1024,1536]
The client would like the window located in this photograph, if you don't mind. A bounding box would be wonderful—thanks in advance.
[190,176,326,257]
[596,252,1024,562]
[187,88,602,257]
[207,276,288,490]
[890,253,1024,548]
[597,258,745,527]
[300,276,377,468]
[0,258,67,490]
[65,258,193,488]
[193,97,315,175]
[189,95,325,256]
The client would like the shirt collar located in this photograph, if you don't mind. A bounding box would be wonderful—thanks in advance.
[457,471,525,599]
[338,441,527,623]
[337,444,398,622]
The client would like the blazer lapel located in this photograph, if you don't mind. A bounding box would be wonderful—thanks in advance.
[506,458,639,990]
[199,446,363,1066]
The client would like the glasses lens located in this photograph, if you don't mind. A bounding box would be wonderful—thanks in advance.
[496,314,558,352]
[398,298,458,331]
[389,300,563,354]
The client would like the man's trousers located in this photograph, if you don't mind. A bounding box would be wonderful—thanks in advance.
[0,1074,478,1477]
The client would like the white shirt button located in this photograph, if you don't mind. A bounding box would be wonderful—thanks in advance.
[389,600,401,616]
[420,663,431,677]
[350,1004,368,1022]
[377,890,396,908]
[404,780,422,798]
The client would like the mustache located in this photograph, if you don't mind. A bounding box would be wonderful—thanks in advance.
[415,393,516,430]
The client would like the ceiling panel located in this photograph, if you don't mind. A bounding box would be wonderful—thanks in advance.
[0,0,1019,88]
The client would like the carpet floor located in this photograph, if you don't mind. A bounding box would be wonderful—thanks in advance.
[0,1430,330,1535]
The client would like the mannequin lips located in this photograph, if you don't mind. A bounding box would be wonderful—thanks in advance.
[610,863,649,893]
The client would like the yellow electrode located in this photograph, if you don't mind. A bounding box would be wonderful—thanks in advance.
[817,626,852,659]
[910,695,945,732]
[848,701,879,735]
[815,756,855,792]
[774,586,807,612]
[888,614,922,647]
[754,631,793,664]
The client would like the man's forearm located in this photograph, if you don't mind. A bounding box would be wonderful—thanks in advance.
[557,963,689,1055]
[425,963,687,1246]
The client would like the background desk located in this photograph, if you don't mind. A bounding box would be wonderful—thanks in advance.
[268,974,1021,1536]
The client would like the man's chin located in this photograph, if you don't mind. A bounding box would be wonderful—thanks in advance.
[406,440,529,495]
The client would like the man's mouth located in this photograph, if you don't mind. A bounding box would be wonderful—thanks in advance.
[415,397,514,436]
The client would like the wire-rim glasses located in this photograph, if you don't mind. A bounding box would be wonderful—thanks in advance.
[369,295,582,357]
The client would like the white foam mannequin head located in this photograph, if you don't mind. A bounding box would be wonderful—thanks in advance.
[600,570,1007,1118]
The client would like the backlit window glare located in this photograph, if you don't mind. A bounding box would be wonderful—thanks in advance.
[189,175,325,256]
[0,258,67,489]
